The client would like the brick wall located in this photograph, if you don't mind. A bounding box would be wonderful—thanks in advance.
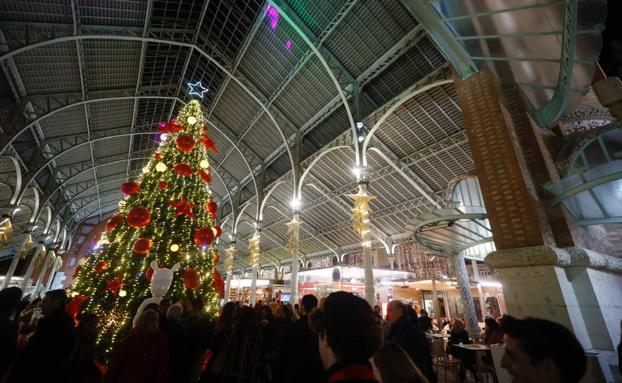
[453,70,550,250]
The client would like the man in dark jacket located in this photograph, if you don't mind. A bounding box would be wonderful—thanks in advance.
[274,295,324,383]
[9,289,76,382]
[386,300,436,382]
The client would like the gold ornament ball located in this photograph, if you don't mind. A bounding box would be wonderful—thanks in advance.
[119,290,127,297]
[170,244,180,252]
[200,159,209,169]
[155,162,167,172]
[187,116,197,125]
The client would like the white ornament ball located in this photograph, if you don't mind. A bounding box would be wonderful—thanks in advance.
[200,159,209,169]
[155,162,167,172]
[187,116,197,125]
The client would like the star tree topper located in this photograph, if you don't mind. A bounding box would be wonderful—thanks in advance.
[188,81,208,98]
[168,195,197,218]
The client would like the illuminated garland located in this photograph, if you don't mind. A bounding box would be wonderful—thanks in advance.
[69,100,221,355]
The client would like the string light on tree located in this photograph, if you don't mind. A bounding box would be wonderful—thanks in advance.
[68,100,221,355]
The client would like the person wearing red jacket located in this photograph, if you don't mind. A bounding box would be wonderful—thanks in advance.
[105,309,169,383]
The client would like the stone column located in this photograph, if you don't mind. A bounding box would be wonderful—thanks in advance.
[1,236,32,289]
[455,70,622,375]
[248,230,260,305]
[33,250,54,298]
[20,244,44,292]
[471,261,487,320]
[224,243,236,302]
[287,213,301,304]
[450,252,480,337]
[431,275,441,323]
[443,290,451,320]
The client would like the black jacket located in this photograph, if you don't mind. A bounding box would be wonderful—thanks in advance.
[273,315,324,383]
[9,309,75,382]
[386,315,436,382]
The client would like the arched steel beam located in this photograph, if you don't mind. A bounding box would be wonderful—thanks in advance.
[361,79,454,160]
[258,180,290,221]
[53,164,233,227]
[49,158,232,223]
[0,96,257,209]
[367,146,440,207]
[267,0,358,162]
[297,145,351,198]
[0,96,178,156]
[0,34,295,186]
[37,157,150,221]
[0,155,22,205]
[234,198,257,235]
[68,201,119,235]
[12,129,238,209]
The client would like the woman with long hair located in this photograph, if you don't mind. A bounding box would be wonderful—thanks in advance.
[373,342,429,383]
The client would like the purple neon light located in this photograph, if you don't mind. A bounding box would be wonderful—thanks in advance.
[285,39,293,51]
[266,5,280,31]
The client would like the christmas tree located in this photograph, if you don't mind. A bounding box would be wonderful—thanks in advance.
[69,100,225,354]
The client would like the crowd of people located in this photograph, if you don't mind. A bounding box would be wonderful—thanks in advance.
[0,285,609,383]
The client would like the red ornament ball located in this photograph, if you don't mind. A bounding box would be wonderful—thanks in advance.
[132,238,153,255]
[154,152,164,161]
[198,169,212,184]
[127,207,151,228]
[176,134,195,153]
[158,181,169,190]
[174,163,193,177]
[213,270,225,298]
[105,214,125,232]
[205,200,217,219]
[183,268,201,290]
[121,181,141,196]
[212,225,222,238]
[213,251,221,263]
[194,227,214,248]
[95,261,109,273]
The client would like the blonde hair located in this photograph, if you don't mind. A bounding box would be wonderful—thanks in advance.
[373,342,429,383]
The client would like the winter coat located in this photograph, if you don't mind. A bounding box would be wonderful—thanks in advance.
[386,315,436,382]
[105,330,169,383]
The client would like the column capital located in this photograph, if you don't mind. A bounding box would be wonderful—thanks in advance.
[485,245,622,274]
[593,77,622,106]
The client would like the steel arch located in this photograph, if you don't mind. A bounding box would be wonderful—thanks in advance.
[0,34,295,186]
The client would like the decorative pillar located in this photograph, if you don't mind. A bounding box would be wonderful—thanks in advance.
[20,244,44,292]
[287,213,301,304]
[431,275,441,324]
[44,256,60,292]
[455,69,622,371]
[471,261,487,320]
[248,230,260,305]
[33,250,54,298]
[443,290,451,320]
[0,217,13,250]
[224,241,236,302]
[348,184,375,305]
[2,235,33,289]
[449,252,480,337]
